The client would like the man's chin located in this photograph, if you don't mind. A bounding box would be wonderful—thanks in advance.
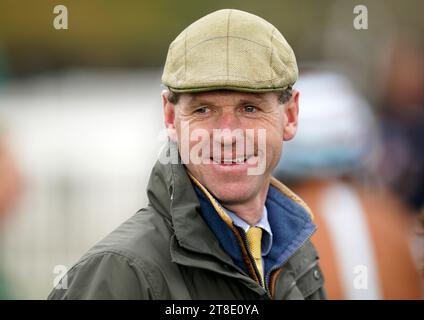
[208,183,258,205]
[187,165,269,203]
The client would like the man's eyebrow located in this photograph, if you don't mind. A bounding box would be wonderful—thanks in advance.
[186,96,213,105]
[187,94,265,105]
[238,95,265,104]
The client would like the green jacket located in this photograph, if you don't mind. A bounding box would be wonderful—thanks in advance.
[48,144,326,300]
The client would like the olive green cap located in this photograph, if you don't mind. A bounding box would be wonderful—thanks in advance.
[161,9,298,93]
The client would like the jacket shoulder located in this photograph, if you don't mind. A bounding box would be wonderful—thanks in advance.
[84,207,172,262]
[48,250,155,299]
[49,207,180,299]
[273,240,326,300]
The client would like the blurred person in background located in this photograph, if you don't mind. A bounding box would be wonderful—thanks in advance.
[375,34,424,214]
[0,124,21,299]
[274,71,422,299]
[0,47,17,299]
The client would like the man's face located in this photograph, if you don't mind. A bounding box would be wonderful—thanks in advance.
[163,90,299,207]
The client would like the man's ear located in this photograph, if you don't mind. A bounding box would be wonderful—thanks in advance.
[283,90,299,141]
[162,90,177,141]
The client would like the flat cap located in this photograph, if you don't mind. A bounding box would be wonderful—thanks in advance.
[162,9,298,93]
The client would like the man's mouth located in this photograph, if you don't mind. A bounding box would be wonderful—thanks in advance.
[210,155,253,165]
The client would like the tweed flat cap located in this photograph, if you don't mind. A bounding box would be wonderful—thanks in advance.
[161,8,298,93]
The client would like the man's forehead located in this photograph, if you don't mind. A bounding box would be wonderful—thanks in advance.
[181,90,274,104]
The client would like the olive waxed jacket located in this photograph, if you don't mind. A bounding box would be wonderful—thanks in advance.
[48,143,326,300]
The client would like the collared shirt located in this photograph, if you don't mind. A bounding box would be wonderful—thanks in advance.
[222,206,273,263]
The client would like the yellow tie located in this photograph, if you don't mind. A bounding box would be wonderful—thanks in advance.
[246,226,264,284]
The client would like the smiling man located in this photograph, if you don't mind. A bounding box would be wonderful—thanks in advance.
[49,9,326,300]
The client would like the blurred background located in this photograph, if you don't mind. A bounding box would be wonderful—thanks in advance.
[0,0,423,299]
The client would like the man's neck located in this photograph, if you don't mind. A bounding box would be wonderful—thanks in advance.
[221,185,269,226]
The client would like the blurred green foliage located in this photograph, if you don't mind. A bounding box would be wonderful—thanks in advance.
[0,0,423,76]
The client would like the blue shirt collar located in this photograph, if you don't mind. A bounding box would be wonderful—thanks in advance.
[221,206,273,257]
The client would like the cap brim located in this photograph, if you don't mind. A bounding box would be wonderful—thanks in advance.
[166,84,292,93]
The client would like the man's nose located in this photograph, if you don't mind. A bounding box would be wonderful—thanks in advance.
[212,111,242,145]
[216,110,241,130]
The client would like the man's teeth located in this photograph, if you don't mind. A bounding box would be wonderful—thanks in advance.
[210,156,252,164]
[222,157,246,164]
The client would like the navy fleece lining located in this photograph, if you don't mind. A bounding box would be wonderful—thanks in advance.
[264,186,316,276]
[193,183,316,280]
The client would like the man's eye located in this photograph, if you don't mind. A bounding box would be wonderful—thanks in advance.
[194,106,210,114]
[243,105,257,113]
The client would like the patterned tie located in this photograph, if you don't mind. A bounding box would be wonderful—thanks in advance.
[246,226,264,284]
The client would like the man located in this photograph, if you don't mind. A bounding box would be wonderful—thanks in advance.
[49,9,326,300]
